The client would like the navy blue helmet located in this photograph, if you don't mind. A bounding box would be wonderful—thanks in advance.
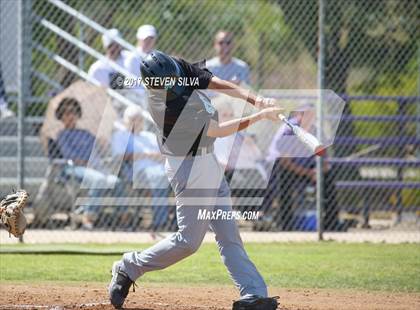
[140,50,185,96]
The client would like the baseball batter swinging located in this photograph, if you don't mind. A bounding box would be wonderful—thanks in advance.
[109,50,282,309]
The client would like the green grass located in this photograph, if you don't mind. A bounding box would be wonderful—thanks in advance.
[1,243,419,292]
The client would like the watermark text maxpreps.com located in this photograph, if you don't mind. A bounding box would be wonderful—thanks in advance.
[197,209,261,221]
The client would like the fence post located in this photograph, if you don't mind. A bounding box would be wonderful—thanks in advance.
[17,0,31,243]
[316,0,325,241]
[396,98,407,223]
[417,42,420,158]
[78,1,85,71]
[257,32,266,90]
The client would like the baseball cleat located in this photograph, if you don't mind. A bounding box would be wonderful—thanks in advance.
[232,296,279,310]
[108,260,136,309]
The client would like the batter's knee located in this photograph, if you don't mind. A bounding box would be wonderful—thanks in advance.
[215,229,243,248]
[175,236,203,256]
[183,240,202,255]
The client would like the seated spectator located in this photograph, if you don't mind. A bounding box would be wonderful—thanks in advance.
[55,97,121,229]
[124,24,157,76]
[263,110,340,231]
[206,31,250,86]
[0,62,14,119]
[88,28,130,89]
[112,105,169,230]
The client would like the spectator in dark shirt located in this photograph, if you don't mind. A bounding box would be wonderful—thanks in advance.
[56,97,121,229]
[263,110,340,231]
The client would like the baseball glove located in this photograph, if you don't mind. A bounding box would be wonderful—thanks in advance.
[0,190,29,238]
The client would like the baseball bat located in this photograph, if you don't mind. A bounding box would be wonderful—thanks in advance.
[278,114,326,156]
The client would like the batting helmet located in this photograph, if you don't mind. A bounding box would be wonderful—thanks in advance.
[140,50,185,96]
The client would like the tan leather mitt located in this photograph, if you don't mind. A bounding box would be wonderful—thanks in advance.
[0,190,29,238]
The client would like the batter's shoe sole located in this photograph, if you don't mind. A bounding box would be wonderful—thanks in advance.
[232,296,279,310]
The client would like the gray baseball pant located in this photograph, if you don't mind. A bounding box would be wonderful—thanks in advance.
[121,153,267,298]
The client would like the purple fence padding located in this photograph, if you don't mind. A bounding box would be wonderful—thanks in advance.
[328,158,420,166]
[334,136,420,146]
[268,94,419,102]
[336,181,420,189]
[326,115,420,122]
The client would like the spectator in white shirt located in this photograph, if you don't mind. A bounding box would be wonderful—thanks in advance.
[206,31,250,86]
[124,25,158,76]
[88,28,130,89]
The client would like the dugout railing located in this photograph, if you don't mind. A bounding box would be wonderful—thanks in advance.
[330,95,420,229]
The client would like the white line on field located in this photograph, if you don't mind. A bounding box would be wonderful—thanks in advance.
[0,306,50,309]
[78,302,110,307]
[153,302,230,309]
[0,301,110,309]
[0,301,230,309]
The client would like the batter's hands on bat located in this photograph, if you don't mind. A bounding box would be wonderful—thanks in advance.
[260,107,284,121]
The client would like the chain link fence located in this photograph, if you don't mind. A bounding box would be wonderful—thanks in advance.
[0,0,419,242]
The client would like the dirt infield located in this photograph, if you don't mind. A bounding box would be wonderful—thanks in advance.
[1,283,419,310]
